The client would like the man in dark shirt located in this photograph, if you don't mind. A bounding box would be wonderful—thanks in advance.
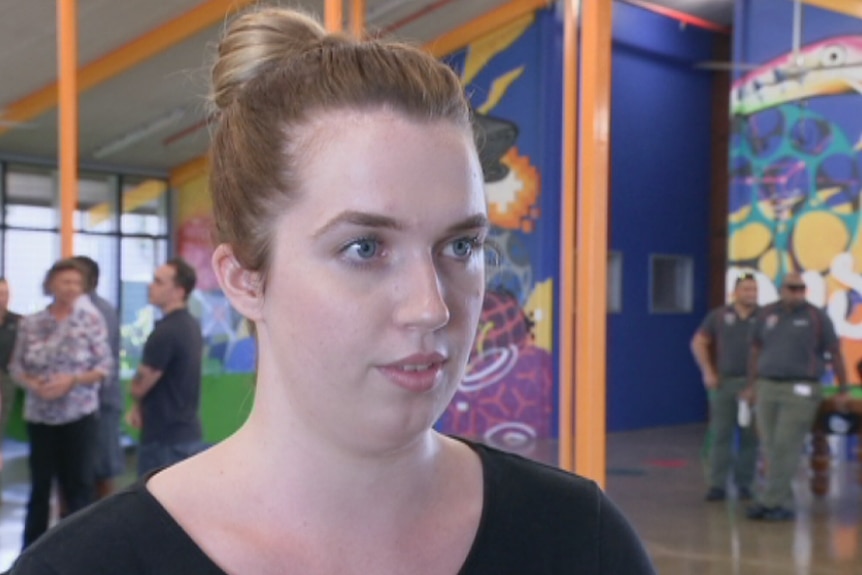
[0,278,22,476]
[73,256,124,498]
[691,272,759,502]
[744,272,849,521]
[128,258,204,477]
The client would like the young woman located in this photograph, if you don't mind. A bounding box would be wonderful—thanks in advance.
[6,8,654,574]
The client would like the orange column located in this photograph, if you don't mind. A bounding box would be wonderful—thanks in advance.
[575,0,612,487]
[58,0,78,258]
[325,0,343,32]
[558,0,580,472]
[351,0,366,38]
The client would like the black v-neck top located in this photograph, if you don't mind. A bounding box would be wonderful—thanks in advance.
[5,439,654,574]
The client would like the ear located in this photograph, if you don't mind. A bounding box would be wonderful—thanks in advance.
[212,244,264,321]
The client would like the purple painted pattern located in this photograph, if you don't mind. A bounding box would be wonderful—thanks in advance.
[10,298,112,424]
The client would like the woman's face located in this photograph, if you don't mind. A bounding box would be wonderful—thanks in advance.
[256,110,487,451]
[51,269,83,306]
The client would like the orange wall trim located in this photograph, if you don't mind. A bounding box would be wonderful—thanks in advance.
[558,0,580,473]
[0,0,256,137]
[326,0,344,31]
[575,0,613,487]
[351,0,366,37]
[426,0,553,58]
[58,0,78,258]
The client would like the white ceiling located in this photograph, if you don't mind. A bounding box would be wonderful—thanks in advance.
[0,0,736,176]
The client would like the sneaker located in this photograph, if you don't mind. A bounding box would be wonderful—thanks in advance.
[745,503,770,520]
[737,486,753,501]
[705,487,726,502]
[763,507,795,521]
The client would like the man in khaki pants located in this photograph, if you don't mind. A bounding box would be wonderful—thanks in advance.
[691,272,759,502]
[743,272,849,521]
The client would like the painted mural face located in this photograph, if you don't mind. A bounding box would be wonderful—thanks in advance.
[255,109,488,450]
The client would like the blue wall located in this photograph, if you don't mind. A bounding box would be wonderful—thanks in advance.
[607,2,719,430]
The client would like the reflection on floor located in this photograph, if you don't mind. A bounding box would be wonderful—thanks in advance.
[0,424,859,574]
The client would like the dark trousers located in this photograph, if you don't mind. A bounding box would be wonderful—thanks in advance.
[24,413,98,548]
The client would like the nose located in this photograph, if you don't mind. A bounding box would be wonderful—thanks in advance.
[392,255,450,331]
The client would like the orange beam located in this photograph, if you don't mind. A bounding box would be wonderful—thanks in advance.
[351,0,366,37]
[802,0,862,18]
[558,0,580,473]
[575,0,612,487]
[426,0,553,58]
[0,0,256,137]
[326,0,343,32]
[58,0,78,258]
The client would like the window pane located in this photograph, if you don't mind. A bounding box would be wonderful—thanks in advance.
[120,237,168,377]
[77,173,118,233]
[5,166,56,229]
[650,255,693,313]
[4,230,57,314]
[121,177,168,235]
[75,233,120,307]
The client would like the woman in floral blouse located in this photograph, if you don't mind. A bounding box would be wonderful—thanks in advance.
[9,258,112,549]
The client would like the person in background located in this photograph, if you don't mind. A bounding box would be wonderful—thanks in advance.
[4,7,655,573]
[743,272,850,521]
[691,272,759,502]
[73,256,124,498]
[127,257,204,477]
[0,278,22,482]
[9,258,111,548]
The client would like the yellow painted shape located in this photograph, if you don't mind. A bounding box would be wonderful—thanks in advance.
[729,222,772,262]
[792,211,849,272]
[0,0,257,135]
[477,67,525,114]
[729,205,752,224]
[170,156,209,188]
[176,172,212,222]
[802,0,862,18]
[462,15,534,85]
[524,279,554,352]
[88,178,167,226]
[759,248,780,281]
[428,0,551,58]
[757,201,776,220]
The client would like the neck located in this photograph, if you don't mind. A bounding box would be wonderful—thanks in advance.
[733,301,754,317]
[160,301,185,315]
[50,300,74,317]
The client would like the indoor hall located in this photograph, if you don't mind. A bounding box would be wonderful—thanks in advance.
[0,0,860,572]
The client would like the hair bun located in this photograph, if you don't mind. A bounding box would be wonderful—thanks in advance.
[211,8,327,111]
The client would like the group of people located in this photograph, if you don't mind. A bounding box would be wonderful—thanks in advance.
[0,256,204,549]
[692,271,850,521]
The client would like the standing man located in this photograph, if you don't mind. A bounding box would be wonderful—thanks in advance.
[128,258,204,477]
[691,272,759,502]
[73,256,124,498]
[0,278,22,477]
[744,272,850,521]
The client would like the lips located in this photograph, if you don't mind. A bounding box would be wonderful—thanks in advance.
[378,353,448,392]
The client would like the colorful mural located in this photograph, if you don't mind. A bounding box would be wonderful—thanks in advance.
[435,11,557,451]
[729,31,862,380]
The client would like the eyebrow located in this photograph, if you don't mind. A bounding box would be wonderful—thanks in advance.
[313,210,490,238]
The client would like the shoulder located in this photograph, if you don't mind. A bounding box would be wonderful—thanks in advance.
[462,441,654,573]
[6,483,207,574]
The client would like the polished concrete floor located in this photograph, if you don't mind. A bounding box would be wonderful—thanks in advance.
[0,424,859,573]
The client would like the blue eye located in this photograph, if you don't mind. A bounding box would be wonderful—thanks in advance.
[444,236,482,260]
[345,238,379,260]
